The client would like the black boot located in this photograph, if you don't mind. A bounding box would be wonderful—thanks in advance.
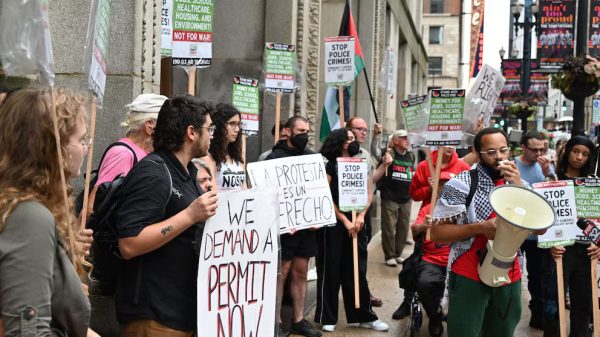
[392,301,411,320]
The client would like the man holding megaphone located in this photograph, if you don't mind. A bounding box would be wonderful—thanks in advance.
[431,128,543,337]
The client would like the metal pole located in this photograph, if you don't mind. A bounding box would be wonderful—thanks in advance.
[572,0,589,135]
[521,0,533,133]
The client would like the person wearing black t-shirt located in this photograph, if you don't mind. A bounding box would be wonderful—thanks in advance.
[115,95,218,336]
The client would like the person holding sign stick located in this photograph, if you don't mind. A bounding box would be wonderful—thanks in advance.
[374,129,415,267]
[431,128,526,337]
[265,116,322,337]
[0,88,95,337]
[316,128,389,333]
[201,103,245,192]
[114,95,218,336]
[542,136,600,337]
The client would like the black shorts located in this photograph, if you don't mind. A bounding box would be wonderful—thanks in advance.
[280,229,318,261]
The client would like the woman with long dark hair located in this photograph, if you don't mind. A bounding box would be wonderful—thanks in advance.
[543,135,600,337]
[202,103,245,192]
[314,128,388,333]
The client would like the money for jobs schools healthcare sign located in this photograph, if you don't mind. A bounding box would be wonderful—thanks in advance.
[198,188,279,337]
[574,178,600,220]
[533,181,578,248]
[263,43,297,93]
[232,76,260,136]
[87,0,111,105]
[171,0,213,67]
[337,158,368,212]
[425,89,465,146]
[247,154,336,234]
[324,36,355,86]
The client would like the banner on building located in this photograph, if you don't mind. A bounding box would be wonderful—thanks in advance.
[171,0,213,67]
[500,59,548,106]
[593,97,600,126]
[232,76,260,136]
[589,1,600,57]
[538,1,575,71]
[198,188,279,337]
[246,154,336,234]
[469,0,485,78]
[425,89,465,146]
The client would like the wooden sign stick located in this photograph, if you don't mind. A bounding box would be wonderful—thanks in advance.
[339,85,345,127]
[427,146,444,240]
[80,95,98,229]
[591,259,599,337]
[556,256,567,337]
[352,210,360,309]
[188,67,196,95]
[274,92,282,145]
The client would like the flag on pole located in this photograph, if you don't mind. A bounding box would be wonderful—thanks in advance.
[319,0,366,142]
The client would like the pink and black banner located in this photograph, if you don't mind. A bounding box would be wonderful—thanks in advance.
[589,0,600,57]
[469,0,485,78]
[500,60,548,106]
[538,0,576,71]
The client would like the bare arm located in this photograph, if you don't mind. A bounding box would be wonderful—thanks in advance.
[430,218,496,243]
[372,151,392,184]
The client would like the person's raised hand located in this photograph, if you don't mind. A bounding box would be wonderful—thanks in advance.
[186,190,218,223]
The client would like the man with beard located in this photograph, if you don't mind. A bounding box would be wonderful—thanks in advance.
[114,95,219,336]
[431,128,526,337]
[267,116,322,337]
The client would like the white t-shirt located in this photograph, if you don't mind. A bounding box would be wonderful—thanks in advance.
[215,160,245,191]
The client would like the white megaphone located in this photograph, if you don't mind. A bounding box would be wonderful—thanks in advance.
[479,185,555,287]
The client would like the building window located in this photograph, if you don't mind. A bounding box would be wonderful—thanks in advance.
[429,26,443,44]
[429,57,442,75]
[430,0,444,14]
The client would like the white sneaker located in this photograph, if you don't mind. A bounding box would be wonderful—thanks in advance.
[322,325,336,332]
[359,320,389,331]
[385,258,397,266]
[395,256,405,263]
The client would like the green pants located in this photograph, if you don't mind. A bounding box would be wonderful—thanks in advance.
[447,273,522,337]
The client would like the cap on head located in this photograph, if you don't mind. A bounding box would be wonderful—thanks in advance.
[122,93,168,129]
[392,129,408,138]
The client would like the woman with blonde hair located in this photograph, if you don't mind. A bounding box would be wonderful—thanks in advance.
[0,88,94,336]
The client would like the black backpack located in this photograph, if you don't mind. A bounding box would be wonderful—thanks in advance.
[398,169,478,291]
[86,153,172,295]
[75,142,138,216]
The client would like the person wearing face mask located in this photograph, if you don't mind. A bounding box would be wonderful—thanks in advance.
[431,128,527,337]
[265,116,322,337]
[374,130,416,267]
[315,128,389,333]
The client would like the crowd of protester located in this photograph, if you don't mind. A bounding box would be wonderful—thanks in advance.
[1,87,600,337]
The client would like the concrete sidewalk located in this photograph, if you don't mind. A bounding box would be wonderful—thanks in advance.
[294,201,543,337]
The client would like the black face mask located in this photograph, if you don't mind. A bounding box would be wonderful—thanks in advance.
[290,132,309,151]
[348,140,360,156]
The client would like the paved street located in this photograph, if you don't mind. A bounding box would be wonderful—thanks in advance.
[298,202,544,337]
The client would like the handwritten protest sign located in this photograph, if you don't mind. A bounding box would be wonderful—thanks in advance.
[533,181,578,248]
[464,64,505,137]
[400,95,427,147]
[161,0,173,56]
[171,0,213,67]
[426,89,465,146]
[263,43,297,93]
[232,76,260,136]
[86,0,111,105]
[198,188,279,337]
[574,178,600,219]
[324,36,355,86]
[337,158,368,212]
[247,154,336,234]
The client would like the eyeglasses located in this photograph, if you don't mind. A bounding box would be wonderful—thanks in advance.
[227,121,243,130]
[199,125,216,136]
[526,147,546,154]
[352,127,369,134]
[479,147,510,157]
[81,137,92,151]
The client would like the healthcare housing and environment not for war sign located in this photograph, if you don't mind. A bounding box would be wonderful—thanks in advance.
[246,154,336,234]
[336,157,368,213]
[87,0,111,105]
[232,76,260,136]
[533,180,578,248]
[264,43,297,93]
[426,89,465,146]
[324,36,355,86]
[198,188,279,337]
[171,0,214,67]
[574,178,600,220]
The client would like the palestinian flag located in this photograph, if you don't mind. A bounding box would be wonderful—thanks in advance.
[319,0,366,142]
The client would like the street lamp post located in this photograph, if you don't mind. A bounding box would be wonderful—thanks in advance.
[511,0,539,133]
[573,0,589,135]
[499,47,509,133]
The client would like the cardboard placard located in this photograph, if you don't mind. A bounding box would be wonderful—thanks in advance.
[533,180,578,248]
[464,64,505,134]
[246,154,336,234]
[336,157,368,212]
[263,42,297,93]
[198,188,279,337]
[324,36,355,86]
[232,76,260,136]
[426,89,465,146]
[171,0,214,67]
